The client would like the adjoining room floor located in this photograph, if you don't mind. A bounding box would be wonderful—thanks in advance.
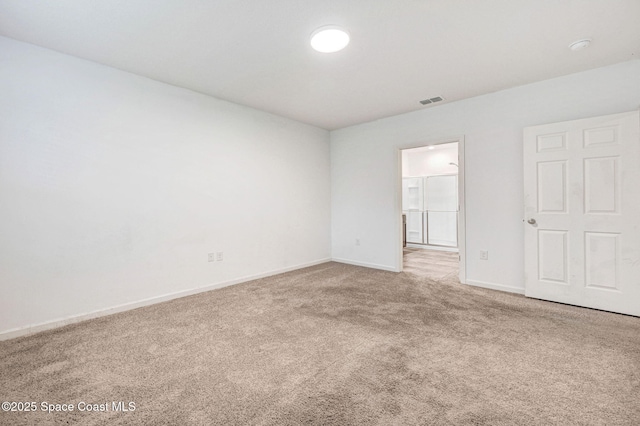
[403,247,458,280]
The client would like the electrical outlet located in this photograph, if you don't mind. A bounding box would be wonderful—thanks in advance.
[355,238,360,246]
[480,250,489,260]
[208,253,215,262]
[216,252,223,261]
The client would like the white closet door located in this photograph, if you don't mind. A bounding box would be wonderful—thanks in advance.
[524,111,640,316]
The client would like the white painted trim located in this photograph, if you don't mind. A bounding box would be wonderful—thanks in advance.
[332,258,399,272]
[457,137,467,284]
[465,279,525,295]
[395,148,404,275]
[0,258,331,342]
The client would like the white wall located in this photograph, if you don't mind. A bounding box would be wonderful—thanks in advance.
[0,37,331,337]
[331,60,640,291]
[402,143,458,177]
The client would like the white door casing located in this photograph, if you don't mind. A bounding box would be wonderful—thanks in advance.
[523,111,640,316]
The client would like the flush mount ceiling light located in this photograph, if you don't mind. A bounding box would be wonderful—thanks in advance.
[568,38,591,51]
[310,25,350,53]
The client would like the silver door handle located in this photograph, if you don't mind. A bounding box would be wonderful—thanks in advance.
[527,218,536,225]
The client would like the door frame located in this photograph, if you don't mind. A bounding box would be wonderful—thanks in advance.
[397,136,466,284]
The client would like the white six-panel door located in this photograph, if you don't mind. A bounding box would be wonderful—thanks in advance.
[523,111,640,316]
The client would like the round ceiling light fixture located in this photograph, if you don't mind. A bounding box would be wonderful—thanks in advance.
[310,25,350,53]
[568,38,591,51]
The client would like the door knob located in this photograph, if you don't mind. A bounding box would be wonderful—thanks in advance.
[527,218,536,225]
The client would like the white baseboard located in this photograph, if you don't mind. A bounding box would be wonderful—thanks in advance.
[0,258,331,342]
[331,258,399,272]
[465,279,525,295]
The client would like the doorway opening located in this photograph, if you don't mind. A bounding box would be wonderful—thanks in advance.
[399,139,465,283]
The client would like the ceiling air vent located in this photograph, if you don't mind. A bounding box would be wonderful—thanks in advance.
[419,96,444,105]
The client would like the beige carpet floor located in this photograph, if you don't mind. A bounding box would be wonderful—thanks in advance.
[1,262,639,425]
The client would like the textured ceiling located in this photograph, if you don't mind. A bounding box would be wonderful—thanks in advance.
[1,0,638,130]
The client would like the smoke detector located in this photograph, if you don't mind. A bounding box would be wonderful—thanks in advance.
[420,96,444,105]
